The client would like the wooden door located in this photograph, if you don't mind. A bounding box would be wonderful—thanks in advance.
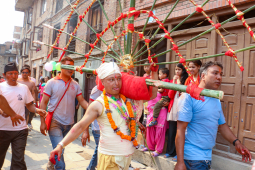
[238,23,255,158]
[190,33,211,63]
[170,35,192,78]
[215,27,244,154]
[84,73,96,102]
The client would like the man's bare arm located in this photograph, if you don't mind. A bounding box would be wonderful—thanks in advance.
[59,101,101,146]
[76,95,88,110]
[40,94,50,135]
[31,82,37,103]
[0,95,17,117]
[26,101,46,117]
[219,123,251,162]
[175,121,189,170]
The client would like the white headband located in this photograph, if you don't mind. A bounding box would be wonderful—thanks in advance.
[96,62,121,79]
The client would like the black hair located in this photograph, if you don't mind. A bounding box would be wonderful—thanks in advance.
[176,63,189,85]
[200,61,223,75]
[23,64,30,68]
[41,78,45,83]
[159,68,169,77]
[74,78,79,83]
[61,56,74,64]
[21,66,31,73]
[188,60,202,67]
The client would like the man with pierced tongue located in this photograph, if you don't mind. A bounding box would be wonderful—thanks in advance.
[49,62,158,170]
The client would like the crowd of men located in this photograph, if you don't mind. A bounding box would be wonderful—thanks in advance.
[0,57,253,170]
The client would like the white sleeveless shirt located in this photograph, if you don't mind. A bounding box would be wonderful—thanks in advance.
[96,95,143,156]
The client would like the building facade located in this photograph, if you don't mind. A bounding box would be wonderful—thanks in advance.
[15,0,121,121]
[15,0,255,167]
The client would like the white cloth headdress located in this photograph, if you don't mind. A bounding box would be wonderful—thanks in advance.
[97,62,121,79]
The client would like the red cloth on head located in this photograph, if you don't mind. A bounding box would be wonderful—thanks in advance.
[96,72,152,100]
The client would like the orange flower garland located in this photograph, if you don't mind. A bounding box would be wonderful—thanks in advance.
[103,90,139,148]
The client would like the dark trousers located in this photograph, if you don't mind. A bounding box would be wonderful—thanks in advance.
[74,109,78,124]
[153,96,170,118]
[0,129,28,170]
[25,107,34,125]
[166,121,177,157]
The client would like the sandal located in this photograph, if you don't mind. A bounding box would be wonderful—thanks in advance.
[152,151,160,157]
[141,147,148,152]
[172,155,177,162]
[148,120,158,127]
[164,153,170,158]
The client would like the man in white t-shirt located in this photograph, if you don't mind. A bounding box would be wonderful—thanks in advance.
[81,85,102,170]
[0,62,47,170]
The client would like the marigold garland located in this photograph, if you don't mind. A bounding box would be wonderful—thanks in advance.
[103,90,139,148]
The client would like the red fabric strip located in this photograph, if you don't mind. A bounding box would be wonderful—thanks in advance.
[196,6,203,13]
[127,24,134,32]
[179,58,186,63]
[214,23,221,29]
[186,84,204,101]
[43,92,51,97]
[76,93,82,97]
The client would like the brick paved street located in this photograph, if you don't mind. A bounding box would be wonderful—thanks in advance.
[2,117,154,170]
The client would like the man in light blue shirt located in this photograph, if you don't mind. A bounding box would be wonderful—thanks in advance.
[175,61,251,170]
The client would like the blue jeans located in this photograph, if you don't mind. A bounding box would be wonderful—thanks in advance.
[48,120,72,170]
[87,130,100,170]
[184,160,211,170]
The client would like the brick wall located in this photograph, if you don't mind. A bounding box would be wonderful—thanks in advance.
[122,0,254,28]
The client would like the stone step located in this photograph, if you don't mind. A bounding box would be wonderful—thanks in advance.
[132,149,253,170]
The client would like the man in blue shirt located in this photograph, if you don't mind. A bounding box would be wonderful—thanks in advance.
[175,61,251,170]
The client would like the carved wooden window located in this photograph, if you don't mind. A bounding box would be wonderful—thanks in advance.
[55,0,63,13]
[89,1,103,49]
[32,27,43,52]
[52,23,61,58]
[66,14,78,54]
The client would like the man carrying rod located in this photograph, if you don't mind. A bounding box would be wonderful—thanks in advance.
[175,61,251,170]
[48,62,158,170]
[40,57,89,170]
